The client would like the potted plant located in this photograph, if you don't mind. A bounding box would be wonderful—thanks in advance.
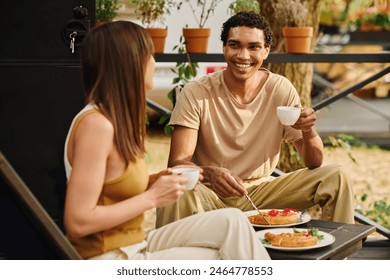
[228,0,260,15]
[131,0,176,53]
[273,0,313,53]
[347,3,390,37]
[178,0,224,53]
[351,10,390,31]
[346,0,390,31]
[95,0,120,25]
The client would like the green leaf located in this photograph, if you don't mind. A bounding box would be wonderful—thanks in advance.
[184,67,192,79]
[261,239,270,244]
[158,114,170,125]
[178,66,186,77]
[164,125,173,135]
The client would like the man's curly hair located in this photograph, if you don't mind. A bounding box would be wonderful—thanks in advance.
[220,11,273,48]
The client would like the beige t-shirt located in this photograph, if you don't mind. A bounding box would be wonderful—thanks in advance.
[169,69,302,183]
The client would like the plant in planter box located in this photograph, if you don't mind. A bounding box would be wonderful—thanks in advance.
[272,0,313,53]
[178,0,224,53]
[132,0,176,27]
[228,0,260,15]
[96,0,120,23]
[131,0,176,52]
[347,7,390,31]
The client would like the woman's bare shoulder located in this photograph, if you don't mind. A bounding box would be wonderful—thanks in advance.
[75,110,114,139]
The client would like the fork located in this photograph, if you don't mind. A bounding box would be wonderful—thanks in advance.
[244,194,271,225]
[229,175,272,226]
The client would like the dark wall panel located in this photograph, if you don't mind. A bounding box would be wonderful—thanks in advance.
[0,66,85,221]
[0,1,94,259]
[0,0,93,60]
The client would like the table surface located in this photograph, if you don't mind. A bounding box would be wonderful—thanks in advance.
[257,219,376,260]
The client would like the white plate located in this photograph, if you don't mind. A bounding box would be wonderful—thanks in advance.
[257,228,335,251]
[244,209,311,228]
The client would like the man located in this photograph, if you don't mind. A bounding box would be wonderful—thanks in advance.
[156,11,354,228]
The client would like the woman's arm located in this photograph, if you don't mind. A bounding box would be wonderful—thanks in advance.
[64,114,187,240]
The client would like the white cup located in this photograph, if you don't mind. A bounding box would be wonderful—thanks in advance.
[277,106,301,125]
[171,167,200,190]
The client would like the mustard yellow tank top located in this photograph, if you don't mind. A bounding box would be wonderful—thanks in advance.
[65,104,149,259]
[71,157,149,259]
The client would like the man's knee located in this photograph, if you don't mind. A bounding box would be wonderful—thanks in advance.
[318,164,353,197]
[318,164,349,183]
[327,163,347,175]
[327,164,349,182]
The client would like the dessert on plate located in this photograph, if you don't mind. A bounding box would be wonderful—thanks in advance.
[248,208,301,225]
[263,228,324,247]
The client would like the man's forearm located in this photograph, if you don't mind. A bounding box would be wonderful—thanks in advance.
[301,129,323,168]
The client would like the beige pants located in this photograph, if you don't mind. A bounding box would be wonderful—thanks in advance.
[90,208,270,260]
[156,164,355,228]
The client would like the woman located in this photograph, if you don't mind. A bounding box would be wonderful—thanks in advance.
[64,21,270,260]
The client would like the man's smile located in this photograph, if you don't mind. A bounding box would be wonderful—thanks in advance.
[234,62,252,69]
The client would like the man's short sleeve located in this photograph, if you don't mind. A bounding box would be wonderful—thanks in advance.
[168,83,202,130]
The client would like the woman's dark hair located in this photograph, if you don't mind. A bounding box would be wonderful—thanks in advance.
[220,11,273,48]
[81,21,154,164]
